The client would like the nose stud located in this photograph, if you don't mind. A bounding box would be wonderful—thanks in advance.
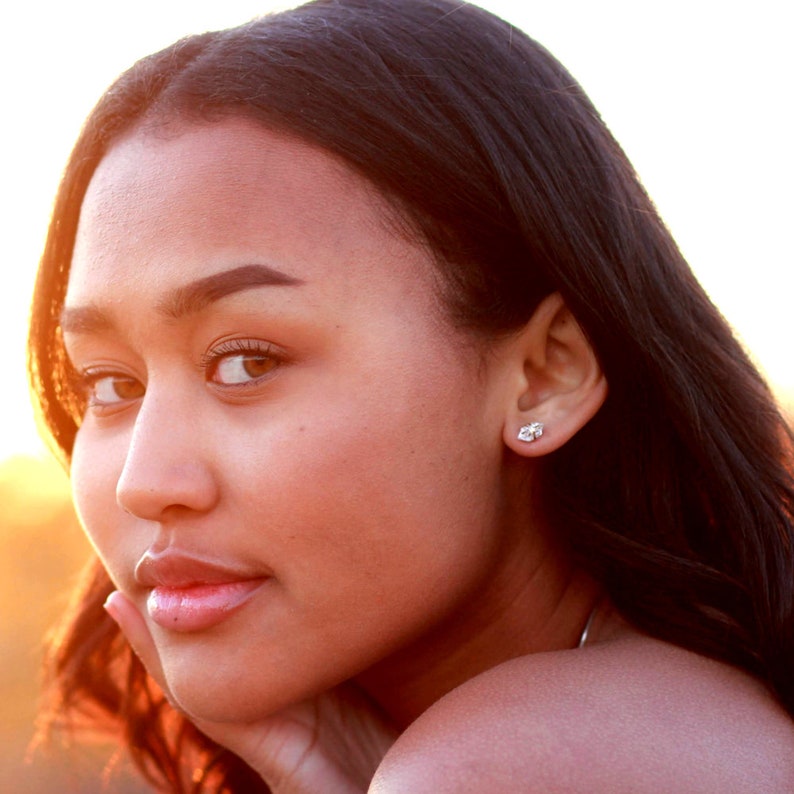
[517,422,544,442]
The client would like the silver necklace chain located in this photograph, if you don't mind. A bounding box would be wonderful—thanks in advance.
[577,604,598,649]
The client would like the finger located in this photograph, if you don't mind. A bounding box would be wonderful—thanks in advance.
[104,590,169,695]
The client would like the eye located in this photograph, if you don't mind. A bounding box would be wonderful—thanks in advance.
[201,339,280,386]
[79,371,145,407]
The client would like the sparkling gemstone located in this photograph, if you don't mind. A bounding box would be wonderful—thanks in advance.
[518,422,544,442]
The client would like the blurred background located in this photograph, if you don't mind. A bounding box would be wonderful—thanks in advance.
[2,0,791,791]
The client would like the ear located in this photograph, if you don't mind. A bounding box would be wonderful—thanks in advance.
[501,293,607,457]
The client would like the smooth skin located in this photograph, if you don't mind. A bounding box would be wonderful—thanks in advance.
[64,119,794,792]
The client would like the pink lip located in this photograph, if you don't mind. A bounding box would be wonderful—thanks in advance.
[147,580,266,632]
[135,549,270,632]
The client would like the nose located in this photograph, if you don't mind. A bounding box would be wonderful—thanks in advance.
[116,391,220,521]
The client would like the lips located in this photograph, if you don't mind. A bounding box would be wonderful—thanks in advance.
[135,550,269,633]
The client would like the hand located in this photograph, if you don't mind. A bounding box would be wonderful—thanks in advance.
[104,591,398,793]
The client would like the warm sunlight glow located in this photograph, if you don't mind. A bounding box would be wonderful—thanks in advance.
[0,5,791,790]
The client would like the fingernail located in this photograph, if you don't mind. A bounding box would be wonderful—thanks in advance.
[103,590,122,620]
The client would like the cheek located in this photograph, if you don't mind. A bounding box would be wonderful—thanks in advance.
[229,373,502,595]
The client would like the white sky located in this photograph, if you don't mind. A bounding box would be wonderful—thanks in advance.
[2,0,791,461]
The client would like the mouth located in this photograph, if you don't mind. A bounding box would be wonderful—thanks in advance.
[135,548,270,633]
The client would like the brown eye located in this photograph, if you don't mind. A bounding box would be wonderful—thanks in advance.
[211,353,278,385]
[89,375,145,405]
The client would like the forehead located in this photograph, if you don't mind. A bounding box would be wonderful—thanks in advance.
[68,118,438,311]
[75,118,391,263]
[83,117,387,222]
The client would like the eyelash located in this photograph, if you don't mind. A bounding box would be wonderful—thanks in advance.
[199,337,266,369]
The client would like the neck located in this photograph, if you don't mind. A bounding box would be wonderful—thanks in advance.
[355,541,601,728]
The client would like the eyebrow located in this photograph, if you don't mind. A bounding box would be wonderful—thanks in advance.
[60,264,303,333]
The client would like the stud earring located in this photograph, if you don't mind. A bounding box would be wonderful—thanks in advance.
[517,422,544,442]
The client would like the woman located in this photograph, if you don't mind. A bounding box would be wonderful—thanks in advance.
[29,0,794,791]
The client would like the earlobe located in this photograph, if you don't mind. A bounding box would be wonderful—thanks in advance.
[501,293,607,457]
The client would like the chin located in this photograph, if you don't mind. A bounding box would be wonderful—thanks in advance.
[159,643,339,726]
[166,670,297,725]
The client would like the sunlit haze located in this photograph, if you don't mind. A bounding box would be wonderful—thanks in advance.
[3,0,791,462]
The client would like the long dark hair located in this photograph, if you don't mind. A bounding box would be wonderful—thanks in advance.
[29,0,794,790]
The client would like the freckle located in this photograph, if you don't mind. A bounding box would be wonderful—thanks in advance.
[299,426,306,432]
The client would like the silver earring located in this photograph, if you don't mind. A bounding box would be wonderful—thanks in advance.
[517,422,544,442]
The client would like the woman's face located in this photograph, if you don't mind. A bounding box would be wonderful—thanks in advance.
[64,119,526,722]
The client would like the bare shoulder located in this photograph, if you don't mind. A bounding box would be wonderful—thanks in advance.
[369,637,794,793]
